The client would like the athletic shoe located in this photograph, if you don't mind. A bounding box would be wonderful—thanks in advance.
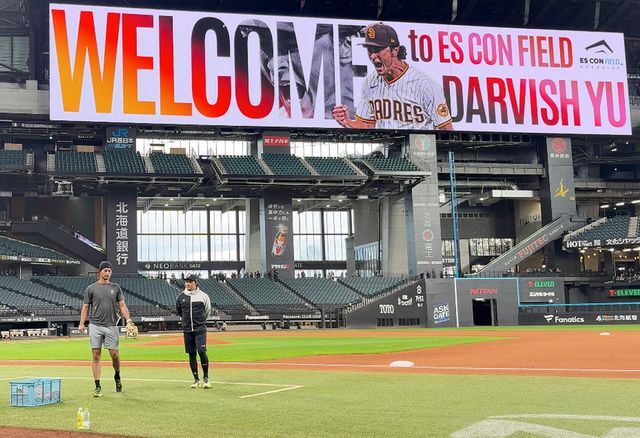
[202,378,211,389]
[93,387,103,398]
[190,380,201,389]
[115,378,123,393]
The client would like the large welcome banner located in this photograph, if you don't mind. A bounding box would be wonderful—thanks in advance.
[50,4,630,135]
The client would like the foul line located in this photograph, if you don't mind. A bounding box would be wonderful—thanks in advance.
[219,361,640,373]
[0,375,28,381]
[5,359,640,374]
[239,385,303,399]
[16,375,303,399]
[492,414,640,422]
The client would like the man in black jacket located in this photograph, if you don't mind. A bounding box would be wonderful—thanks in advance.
[176,274,212,389]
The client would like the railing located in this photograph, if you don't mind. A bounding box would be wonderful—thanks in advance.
[467,271,608,279]
[29,215,104,253]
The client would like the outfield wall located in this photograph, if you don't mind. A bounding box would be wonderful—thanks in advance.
[345,280,427,328]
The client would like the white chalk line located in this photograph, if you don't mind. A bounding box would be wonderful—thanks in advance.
[4,375,303,399]
[4,359,640,373]
[220,362,640,373]
[492,414,640,422]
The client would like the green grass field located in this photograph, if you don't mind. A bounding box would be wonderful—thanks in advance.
[1,327,639,437]
[0,332,500,361]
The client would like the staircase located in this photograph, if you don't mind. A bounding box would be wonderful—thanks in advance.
[143,156,155,173]
[470,214,582,276]
[95,154,106,172]
[275,279,319,311]
[628,217,638,237]
[222,282,257,314]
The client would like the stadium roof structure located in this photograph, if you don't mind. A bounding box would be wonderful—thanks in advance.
[17,0,640,38]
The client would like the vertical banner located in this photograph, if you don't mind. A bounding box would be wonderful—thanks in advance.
[105,126,137,150]
[542,137,577,220]
[106,186,137,274]
[405,134,442,277]
[261,189,294,277]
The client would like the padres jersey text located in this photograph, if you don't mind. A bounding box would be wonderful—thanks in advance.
[356,64,452,130]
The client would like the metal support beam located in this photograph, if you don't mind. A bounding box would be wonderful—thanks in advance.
[593,0,601,29]
[523,0,530,25]
[221,199,243,214]
[451,0,458,22]
[142,199,153,213]
[183,198,196,213]
[377,0,383,17]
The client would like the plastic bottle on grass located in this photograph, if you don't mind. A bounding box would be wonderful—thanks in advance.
[76,407,83,430]
[82,407,91,430]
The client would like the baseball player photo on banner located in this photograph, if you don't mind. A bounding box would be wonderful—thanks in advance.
[49,3,631,135]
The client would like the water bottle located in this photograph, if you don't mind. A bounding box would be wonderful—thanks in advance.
[82,407,91,430]
[76,407,83,430]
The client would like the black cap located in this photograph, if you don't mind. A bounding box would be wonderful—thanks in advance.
[98,261,113,271]
[360,23,399,48]
[185,274,199,282]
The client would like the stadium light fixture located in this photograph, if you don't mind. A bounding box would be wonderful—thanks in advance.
[615,202,625,206]
[631,200,640,204]
[600,204,609,208]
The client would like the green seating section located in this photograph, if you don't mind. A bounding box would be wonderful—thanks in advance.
[104,150,146,173]
[0,303,13,314]
[0,236,76,263]
[0,150,27,166]
[364,157,419,172]
[630,217,640,237]
[55,151,97,173]
[280,278,361,310]
[0,283,52,310]
[33,276,93,299]
[33,276,165,315]
[306,157,357,176]
[219,156,265,175]
[197,279,247,312]
[111,276,179,308]
[573,216,631,241]
[262,154,311,176]
[0,277,81,308]
[227,278,308,312]
[339,277,406,298]
[150,152,197,174]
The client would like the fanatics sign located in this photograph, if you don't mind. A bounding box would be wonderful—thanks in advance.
[49,4,630,135]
